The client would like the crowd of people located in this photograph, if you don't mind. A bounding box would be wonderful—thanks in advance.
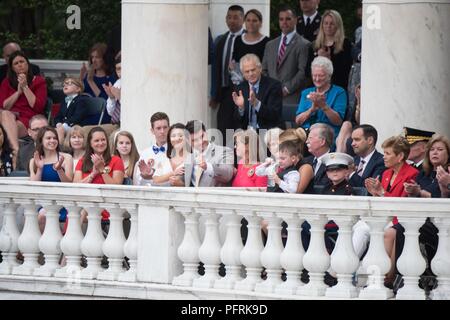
[0,0,449,292]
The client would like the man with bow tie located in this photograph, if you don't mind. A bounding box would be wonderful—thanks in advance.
[133,112,170,186]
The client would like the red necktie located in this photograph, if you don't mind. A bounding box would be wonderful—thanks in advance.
[277,35,287,67]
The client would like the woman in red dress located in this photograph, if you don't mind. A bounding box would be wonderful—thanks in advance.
[0,51,47,166]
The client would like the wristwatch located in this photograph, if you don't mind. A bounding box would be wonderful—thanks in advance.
[102,166,111,174]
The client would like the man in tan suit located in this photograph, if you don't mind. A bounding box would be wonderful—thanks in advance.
[262,5,311,105]
[184,120,234,187]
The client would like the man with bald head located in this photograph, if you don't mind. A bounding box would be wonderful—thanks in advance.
[0,42,41,83]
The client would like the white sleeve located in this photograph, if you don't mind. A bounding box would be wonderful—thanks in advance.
[279,171,300,193]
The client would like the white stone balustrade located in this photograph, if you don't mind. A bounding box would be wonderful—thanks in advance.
[395,217,428,300]
[172,207,201,287]
[359,217,394,299]
[254,212,284,293]
[297,214,330,297]
[13,200,40,276]
[79,204,105,280]
[54,202,83,278]
[34,202,63,277]
[214,209,243,290]
[275,212,305,295]
[0,202,20,275]
[192,208,222,289]
[119,205,138,282]
[98,205,126,281]
[0,181,448,300]
[234,212,264,292]
[325,215,360,298]
[430,217,450,300]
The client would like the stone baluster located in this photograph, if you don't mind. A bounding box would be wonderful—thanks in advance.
[193,208,221,288]
[118,205,138,282]
[297,214,330,297]
[79,204,105,280]
[13,200,40,276]
[275,212,305,295]
[430,217,450,300]
[235,212,264,292]
[214,209,243,290]
[98,205,126,281]
[172,207,201,287]
[54,202,84,278]
[34,202,63,277]
[254,212,284,293]
[0,202,20,275]
[395,217,427,300]
[359,217,394,299]
[325,215,360,298]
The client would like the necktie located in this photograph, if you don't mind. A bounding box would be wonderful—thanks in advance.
[65,95,75,107]
[312,158,318,171]
[152,145,166,154]
[111,100,121,124]
[249,85,258,128]
[223,33,235,87]
[277,35,287,67]
[306,17,311,27]
[357,159,366,177]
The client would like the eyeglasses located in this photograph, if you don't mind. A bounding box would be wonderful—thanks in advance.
[63,81,78,86]
[30,127,45,132]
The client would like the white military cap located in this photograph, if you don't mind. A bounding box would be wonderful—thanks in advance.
[322,152,354,170]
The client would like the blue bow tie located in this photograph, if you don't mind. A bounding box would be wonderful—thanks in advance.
[153,145,166,154]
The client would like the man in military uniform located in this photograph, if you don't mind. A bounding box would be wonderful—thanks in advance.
[404,126,435,170]
[296,0,321,42]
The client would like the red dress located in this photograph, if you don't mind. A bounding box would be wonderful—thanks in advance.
[0,76,47,128]
[76,155,125,220]
[381,162,419,224]
[232,163,268,187]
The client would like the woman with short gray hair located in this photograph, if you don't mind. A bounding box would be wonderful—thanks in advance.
[295,56,347,145]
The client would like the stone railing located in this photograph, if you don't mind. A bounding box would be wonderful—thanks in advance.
[0,180,449,300]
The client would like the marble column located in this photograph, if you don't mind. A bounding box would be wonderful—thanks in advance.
[362,0,450,146]
[121,0,209,151]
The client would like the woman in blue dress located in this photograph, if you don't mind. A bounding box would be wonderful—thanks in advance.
[29,126,73,233]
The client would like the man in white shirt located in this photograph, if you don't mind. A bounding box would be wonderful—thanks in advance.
[133,112,170,186]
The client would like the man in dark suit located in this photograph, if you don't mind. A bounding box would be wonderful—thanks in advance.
[231,54,282,131]
[1,42,41,83]
[304,122,334,188]
[209,5,245,144]
[296,0,321,42]
[348,124,386,187]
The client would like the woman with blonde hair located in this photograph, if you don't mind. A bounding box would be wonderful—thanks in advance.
[64,125,86,169]
[310,9,352,89]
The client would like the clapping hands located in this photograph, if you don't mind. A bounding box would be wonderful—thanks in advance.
[138,158,155,179]
[53,155,65,171]
[33,151,45,170]
[91,153,105,174]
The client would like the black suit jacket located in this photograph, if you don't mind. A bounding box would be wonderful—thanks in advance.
[305,155,329,187]
[296,13,321,43]
[54,94,90,126]
[211,31,230,102]
[349,150,386,187]
[0,63,41,83]
[233,75,283,130]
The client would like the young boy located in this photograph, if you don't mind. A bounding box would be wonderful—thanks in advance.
[54,77,89,145]
[321,152,355,195]
[103,55,121,126]
[266,140,301,193]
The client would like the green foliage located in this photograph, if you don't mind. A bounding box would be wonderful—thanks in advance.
[0,0,121,60]
[270,0,361,41]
